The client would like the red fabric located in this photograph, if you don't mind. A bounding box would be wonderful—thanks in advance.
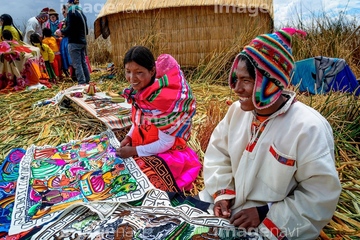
[26,60,48,86]
[86,56,92,73]
[52,54,62,77]
[263,218,287,240]
[132,124,159,147]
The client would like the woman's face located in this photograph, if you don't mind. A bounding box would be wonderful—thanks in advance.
[233,60,256,112]
[50,15,57,22]
[125,61,155,91]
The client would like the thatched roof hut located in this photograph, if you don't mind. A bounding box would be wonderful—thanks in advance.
[94,0,273,67]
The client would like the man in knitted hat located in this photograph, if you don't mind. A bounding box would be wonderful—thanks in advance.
[23,8,49,44]
[199,28,341,239]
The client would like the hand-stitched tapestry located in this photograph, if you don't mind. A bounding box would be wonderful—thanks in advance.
[9,130,153,235]
[32,189,263,240]
[0,148,26,233]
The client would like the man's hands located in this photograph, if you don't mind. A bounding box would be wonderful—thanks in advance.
[214,200,260,229]
[230,207,260,229]
[214,199,232,218]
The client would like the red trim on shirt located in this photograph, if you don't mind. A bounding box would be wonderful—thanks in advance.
[263,218,288,240]
[212,189,236,199]
[269,146,295,166]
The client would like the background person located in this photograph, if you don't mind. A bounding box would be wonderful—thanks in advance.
[199,28,341,239]
[30,33,57,82]
[57,4,72,78]
[1,29,13,41]
[23,8,49,44]
[60,0,90,85]
[0,14,23,42]
[116,46,201,191]
[43,28,61,79]
[45,8,60,36]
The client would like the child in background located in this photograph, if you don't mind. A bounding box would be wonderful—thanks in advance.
[45,9,60,36]
[30,33,57,82]
[1,29,13,41]
[42,28,62,79]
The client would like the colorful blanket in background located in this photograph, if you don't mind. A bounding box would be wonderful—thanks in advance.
[0,148,26,234]
[0,40,51,94]
[292,56,360,96]
[9,130,153,235]
[32,188,263,240]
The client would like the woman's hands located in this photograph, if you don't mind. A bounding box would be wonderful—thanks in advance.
[214,200,260,229]
[116,146,137,158]
[120,136,132,147]
[116,136,137,158]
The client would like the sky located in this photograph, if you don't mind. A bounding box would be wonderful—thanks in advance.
[274,0,360,27]
[1,0,360,31]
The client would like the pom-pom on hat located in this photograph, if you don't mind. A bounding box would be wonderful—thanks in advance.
[229,28,306,109]
[38,7,49,15]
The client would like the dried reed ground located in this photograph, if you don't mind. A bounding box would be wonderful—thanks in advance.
[0,73,358,239]
[1,13,360,239]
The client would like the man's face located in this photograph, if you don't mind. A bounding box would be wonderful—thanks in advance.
[233,60,256,112]
[39,17,49,24]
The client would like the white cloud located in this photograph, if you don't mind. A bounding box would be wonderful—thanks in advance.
[273,0,360,28]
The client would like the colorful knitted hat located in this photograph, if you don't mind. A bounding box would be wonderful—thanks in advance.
[37,8,49,22]
[229,28,306,109]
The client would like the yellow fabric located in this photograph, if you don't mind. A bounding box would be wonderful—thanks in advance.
[34,43,55,63]
[42,36,59,53]
[0,26,22,41]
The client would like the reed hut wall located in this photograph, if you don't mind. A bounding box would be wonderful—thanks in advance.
[95,5,273,67]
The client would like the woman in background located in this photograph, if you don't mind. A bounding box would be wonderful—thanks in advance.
[0,14,23,42]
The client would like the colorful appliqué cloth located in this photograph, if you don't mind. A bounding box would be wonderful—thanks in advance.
[30,189,263,240]
[0,148,26,234]
[7,130,153,236]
